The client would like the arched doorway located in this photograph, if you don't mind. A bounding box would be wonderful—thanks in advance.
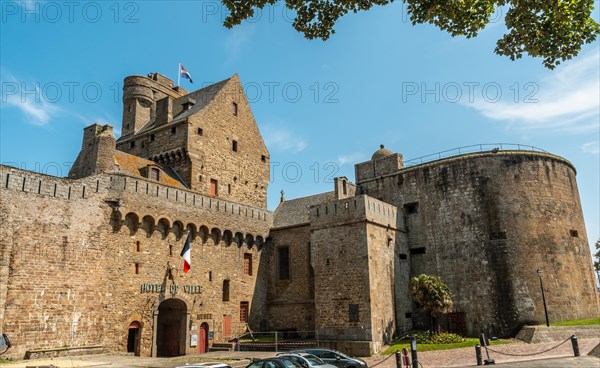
[127,321,141,356]
[156,298,187,357]
[198,323,209,354]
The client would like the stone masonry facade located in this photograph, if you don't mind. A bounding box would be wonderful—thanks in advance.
[1,72,598,359]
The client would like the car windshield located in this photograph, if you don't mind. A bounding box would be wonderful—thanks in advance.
[304,356,325,366]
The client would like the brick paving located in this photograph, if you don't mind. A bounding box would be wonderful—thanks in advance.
[1,339,598,368]
[364,337,600,368]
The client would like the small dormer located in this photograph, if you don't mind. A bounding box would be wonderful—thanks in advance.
[181,97,196,111]
[140,164,163,182]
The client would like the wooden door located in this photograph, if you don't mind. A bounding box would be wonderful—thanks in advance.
[210,179,218,196]
[223,315,232,338]
[199,323,209,353]
[164,323,180,356]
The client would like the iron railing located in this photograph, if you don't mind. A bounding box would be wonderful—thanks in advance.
[403,143,548,167]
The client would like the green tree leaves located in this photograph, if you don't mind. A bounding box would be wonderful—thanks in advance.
[410,274,453,332]
[220,0,599,69]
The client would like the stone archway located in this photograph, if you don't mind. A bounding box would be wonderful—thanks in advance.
[156,298,187,357]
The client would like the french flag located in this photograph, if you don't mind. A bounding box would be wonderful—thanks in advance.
[180,232,191,273]
[180,64,193,84]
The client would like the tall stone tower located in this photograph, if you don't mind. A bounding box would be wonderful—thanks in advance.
[116,73,271,208]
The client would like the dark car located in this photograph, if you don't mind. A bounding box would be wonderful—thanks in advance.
[245,358,305,368]
[289,348,367,368]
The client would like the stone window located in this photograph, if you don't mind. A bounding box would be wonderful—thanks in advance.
[150,134,155,142]
[141,141,145,148]
[261,155,267,162]
[349,304,359,322]
[277,246,290,280]
[570,230,579,237]
[128,105,132,112]
[133,263,140,275]
[209,271,212,282]
[232,140,238,152]
[244,253,252,276]
[398,253,408,260]
[405,312,412,318]
[129,141,135,149]
[150,168,160,181]
[228,184,231,194]
[126,123,130,129]
[222,280,230,302]
[197,127,203,136]
[410,247,426,255]
[240,301,249,323]
[135,241,141,252]
[171,126,177,135]
[342,180,347,195]
[404,202,419,214]
[232,102,238,116]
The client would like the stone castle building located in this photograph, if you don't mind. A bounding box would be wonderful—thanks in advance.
[1,72,598,358]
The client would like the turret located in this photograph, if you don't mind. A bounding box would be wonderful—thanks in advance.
[69,123,116,178]
[121,73,185,137]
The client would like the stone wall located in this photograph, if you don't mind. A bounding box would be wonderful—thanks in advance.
[0,165,272,359]
[264,226,315,332]
[356,151,600,337]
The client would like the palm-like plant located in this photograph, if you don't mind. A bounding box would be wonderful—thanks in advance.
[410,274,454,333]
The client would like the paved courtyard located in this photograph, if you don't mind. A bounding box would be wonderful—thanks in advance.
[1,338,598,368]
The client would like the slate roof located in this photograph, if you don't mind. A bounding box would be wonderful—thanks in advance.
[272,191,335,228]
[133,77,231,135]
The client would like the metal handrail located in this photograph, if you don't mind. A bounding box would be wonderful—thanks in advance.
[403,143,548,167]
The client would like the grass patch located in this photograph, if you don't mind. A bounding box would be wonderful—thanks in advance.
[383,337,511,354]
[548,317,600,327]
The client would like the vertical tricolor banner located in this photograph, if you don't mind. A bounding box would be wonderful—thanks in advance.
[180,231,191,273]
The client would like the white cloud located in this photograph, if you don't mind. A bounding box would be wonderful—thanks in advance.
[225,23,256,56]
[582,141,600,154]
[262,124,307,153]
[465,52,600,134]
[4,87,62,126]
[337,152,366,165]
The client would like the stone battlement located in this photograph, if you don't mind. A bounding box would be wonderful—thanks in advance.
[0,165,272,223]
[309,195,399,229]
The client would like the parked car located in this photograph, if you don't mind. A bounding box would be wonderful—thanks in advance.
[289,348,367,368]
[175,363,234,368]
[276,352,338,368]
[245,358,305,368]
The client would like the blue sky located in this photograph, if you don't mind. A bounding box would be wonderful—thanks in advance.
[1,1,599,246]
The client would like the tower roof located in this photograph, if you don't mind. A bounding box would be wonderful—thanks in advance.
[371,144,393,160]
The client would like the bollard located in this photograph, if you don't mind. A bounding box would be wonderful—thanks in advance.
[395,351,402,368]
[571,335,580,357]
[410,336,419,368]
[402,348,410,367]
[475,344,483,366]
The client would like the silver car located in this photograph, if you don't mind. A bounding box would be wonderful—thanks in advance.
[277,352,338,368]
[175,363,234,368]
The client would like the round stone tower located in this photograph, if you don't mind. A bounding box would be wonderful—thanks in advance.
[121,76,156,137]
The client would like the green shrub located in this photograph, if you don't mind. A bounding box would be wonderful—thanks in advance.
[408,331,465,344]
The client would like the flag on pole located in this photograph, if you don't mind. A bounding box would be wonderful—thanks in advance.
[180,231,191,273]
[180,64,194,84]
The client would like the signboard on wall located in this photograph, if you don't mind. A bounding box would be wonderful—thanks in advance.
[190,334,198,347]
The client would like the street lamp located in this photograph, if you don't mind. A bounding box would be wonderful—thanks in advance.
[536,268,550,327]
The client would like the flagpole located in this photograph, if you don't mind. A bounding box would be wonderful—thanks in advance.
[177,63,181,87]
